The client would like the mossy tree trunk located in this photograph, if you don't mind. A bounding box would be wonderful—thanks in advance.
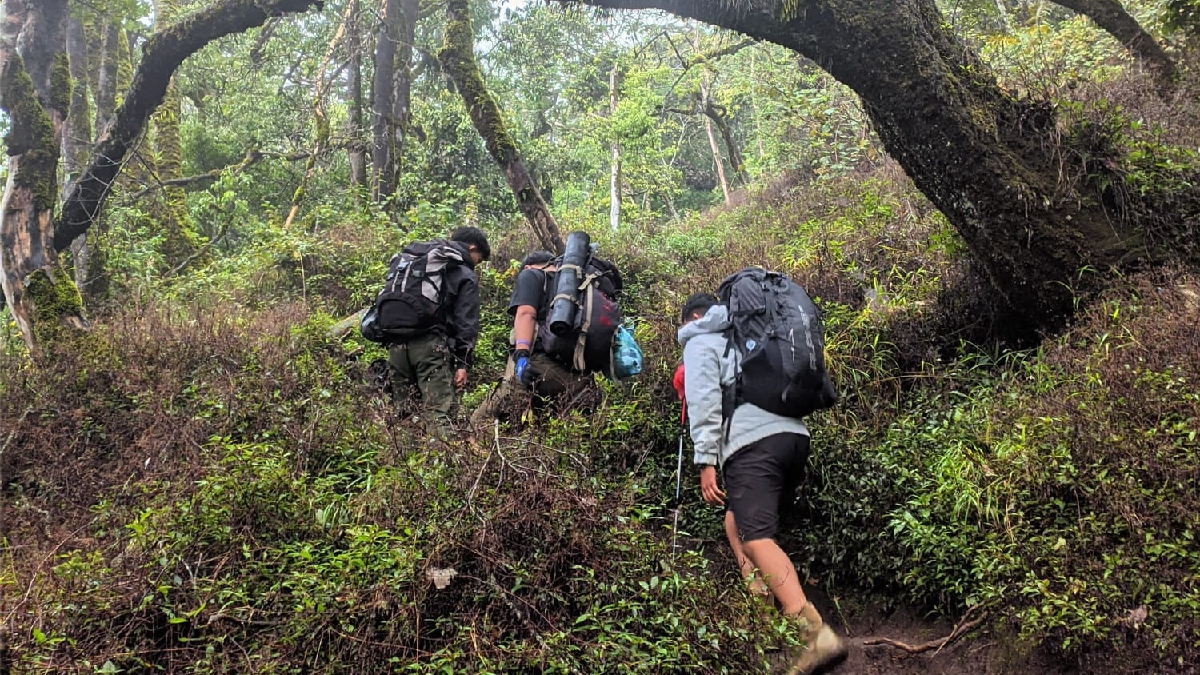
[55,0,325,251]
[572,0,1199,331]
[152,0,205,270]
[0,0,87,349]
[74,17,134,302]
[284,0,352,229]
[1052,0,1177,84]
[438,0,565,253]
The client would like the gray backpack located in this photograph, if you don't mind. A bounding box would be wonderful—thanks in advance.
[360,240,466,343]
[718,268,838,419]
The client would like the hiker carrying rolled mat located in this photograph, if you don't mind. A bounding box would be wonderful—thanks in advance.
[678,287,847,675]
[471,231,632,432]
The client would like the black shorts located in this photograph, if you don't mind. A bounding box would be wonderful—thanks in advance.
[724,433,810,542]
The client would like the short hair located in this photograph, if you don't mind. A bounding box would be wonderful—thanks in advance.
[450,226,491,261]
[521,250,555,268]
[681,292,719,323]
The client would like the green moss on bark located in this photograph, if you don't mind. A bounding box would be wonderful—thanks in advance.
[26,267,85,344]
[1,53,58,213]
[50,52,73,115]
[436,10,518,161]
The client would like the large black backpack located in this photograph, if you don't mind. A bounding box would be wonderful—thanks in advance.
[360,240,467,344]
[718,268,837,420]
[538,255,623,377]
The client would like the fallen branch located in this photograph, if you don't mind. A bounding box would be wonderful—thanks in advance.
[862,606,987,657]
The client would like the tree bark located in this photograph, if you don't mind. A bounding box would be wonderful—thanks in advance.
[346,0,368,191]
[1051,0,1177,83]
[438,0,565,253]
[0,0,87,349]
[152,0,204,269]
[93,18,120,134]
[569,0,1198,331]
[54,0,325,252]
[387,0,419,199]
[609,64,622,231]
[371,0,399,201]
[63,16,94,294]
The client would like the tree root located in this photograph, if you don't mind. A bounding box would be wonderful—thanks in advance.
[862,606,987,657]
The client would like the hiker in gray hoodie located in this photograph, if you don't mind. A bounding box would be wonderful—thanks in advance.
[678,292,846,675]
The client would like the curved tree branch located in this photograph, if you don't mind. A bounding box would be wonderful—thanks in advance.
[560,0,1198,333]
[1052,0,1176,84]
[54,0,325,252]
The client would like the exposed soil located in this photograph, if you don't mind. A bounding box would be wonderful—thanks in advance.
[768,588,1077,675]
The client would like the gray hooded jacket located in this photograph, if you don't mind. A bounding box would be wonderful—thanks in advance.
[678,304,809,468]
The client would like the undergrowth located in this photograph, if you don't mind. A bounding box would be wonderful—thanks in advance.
[3,163,1199,673]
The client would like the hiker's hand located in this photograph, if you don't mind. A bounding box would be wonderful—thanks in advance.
[454,368,468,390]
[699,465,724,506]
[514,350,539,386]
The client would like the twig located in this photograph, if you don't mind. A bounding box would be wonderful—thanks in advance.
[862,606,987,656]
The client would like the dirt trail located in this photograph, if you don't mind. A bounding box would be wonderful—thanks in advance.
[767,589,1076,675]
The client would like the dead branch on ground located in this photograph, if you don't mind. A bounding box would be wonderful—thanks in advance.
[862,605,987,657]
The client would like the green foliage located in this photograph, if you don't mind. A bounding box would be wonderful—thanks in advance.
[1164,0,1200,32]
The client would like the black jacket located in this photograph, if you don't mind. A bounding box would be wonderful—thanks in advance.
[438,240,481,369]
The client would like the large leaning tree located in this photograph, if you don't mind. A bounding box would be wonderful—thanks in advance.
[566,0,1199,333]
[0,0,323,351]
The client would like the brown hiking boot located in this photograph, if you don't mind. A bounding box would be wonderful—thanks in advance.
[785,605,848,675]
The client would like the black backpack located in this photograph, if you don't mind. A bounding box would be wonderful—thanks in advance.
[360,240,467,344]
[538,256,623,376]
[718,268,837,420]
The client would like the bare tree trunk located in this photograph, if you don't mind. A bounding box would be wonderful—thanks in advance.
[437,0,565,253]
[371,0,399,201]
[55,0,325,251]
[63,16,94,294]
[0,0,87,350]
[571,0,1198,332]
[700,75,731,205]
[387,0,419,198]
[609,64,622,231]
[1051,0,1176,83]
[346,0,368,191]
[994,0,1012,29]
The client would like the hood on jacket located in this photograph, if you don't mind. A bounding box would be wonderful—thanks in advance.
[446,240,478,270]
[677,304,729,346]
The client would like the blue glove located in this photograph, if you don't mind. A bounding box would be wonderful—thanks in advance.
[513,349,539,386]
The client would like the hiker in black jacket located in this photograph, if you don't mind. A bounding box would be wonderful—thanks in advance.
[388,227,490,437]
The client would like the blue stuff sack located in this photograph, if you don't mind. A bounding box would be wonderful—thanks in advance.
[612,325,643,380]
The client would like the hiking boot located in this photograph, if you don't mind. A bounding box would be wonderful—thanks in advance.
[785,605,848,675]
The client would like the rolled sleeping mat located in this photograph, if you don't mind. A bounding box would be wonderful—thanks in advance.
[548,231,592,336]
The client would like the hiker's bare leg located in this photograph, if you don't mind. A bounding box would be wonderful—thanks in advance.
[725,511,768,595]
[742,537,807,615]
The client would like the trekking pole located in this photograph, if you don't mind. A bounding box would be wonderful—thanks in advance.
[671,401,686,560]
